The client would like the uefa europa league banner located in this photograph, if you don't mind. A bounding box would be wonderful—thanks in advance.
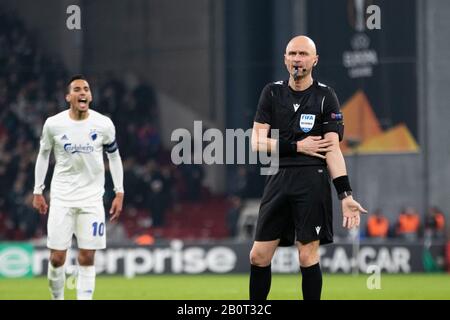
[307,0,418,155]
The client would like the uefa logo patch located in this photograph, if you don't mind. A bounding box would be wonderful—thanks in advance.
[331,112,343,120]
[299,114,316,133]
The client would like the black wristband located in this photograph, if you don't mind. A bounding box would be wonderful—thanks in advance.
[278,140,297,156]
[332,175,352,194]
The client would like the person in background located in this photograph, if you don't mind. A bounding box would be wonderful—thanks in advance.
[396,207,420,241]
[366,208,389,240]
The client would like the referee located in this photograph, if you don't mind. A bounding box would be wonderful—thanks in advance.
[249,36,367,300]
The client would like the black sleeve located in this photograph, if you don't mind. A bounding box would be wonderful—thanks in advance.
[254,84,272,125]
[322,88,344,141]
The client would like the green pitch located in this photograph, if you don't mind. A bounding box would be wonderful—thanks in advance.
[1,274,449,300]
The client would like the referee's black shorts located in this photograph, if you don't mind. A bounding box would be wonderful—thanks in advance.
[254,166,333,246]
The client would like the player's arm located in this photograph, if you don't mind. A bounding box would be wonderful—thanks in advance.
[325,132,367,229]
[32,148,51,214]
[104,134,124,222]
[33,121,52,215]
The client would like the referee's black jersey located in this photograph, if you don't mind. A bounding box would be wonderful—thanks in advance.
[254,79,344,167]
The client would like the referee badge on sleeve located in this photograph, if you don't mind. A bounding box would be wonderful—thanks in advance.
[299,114,316,133]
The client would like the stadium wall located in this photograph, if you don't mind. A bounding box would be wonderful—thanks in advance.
[81,0,225,127]
[2,0,225,126]
[419,0,450,214]
[2,0,83,72]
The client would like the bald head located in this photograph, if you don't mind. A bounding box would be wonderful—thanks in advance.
[284,35,319,82]
[285,35,317,56]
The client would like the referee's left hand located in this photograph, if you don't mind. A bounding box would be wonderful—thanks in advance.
[341,196,367,229]
[109,192,124,222]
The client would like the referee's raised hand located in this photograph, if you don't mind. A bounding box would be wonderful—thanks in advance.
[296,136,333,159]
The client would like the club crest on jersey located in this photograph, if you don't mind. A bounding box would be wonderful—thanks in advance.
[299,114,315,133]
[89,130,97,141]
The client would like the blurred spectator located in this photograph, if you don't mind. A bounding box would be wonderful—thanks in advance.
[7,172,38,239]
[424,206,446,240]
[226,196,242,238]
[134,233,155,246]
[136,123,162,162]
[395,207,421,241]
[229,165,249,199]
[106,221,129,244]
[133,79,157,122]
[446,240,450,273]
[179,159,205,202]
[241,213,257,240]
[142,160,172,227]
[366,208,390,240]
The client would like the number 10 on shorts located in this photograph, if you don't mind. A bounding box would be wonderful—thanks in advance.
[92,222,105,236]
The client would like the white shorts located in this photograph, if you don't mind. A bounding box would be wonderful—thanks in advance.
[47,203,106,250]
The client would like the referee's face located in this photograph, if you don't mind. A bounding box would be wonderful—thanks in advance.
[284,36,318,78]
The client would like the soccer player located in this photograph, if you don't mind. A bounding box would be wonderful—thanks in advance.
[250,36,367,300]
[32,75,124,300]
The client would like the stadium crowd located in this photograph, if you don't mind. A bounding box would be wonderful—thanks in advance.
[0,9,208,242]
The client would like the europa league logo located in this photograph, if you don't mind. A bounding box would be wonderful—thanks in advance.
[347,0,374,32]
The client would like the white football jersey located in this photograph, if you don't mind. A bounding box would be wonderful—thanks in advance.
[40,109,117,207]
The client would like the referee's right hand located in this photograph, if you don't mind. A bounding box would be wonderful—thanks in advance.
[32,194,48,215]
[296,136,333,159]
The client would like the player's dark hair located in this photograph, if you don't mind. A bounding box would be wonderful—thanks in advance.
[67,74,87,93]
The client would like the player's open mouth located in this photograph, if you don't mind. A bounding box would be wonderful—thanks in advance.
[78,98,88,107]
